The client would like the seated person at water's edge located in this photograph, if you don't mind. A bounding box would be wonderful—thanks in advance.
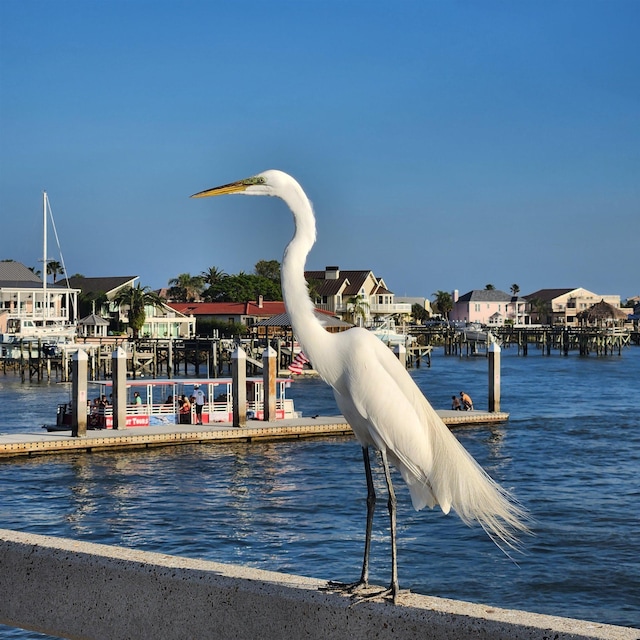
[460,391,473,411]
[451,395,462,410]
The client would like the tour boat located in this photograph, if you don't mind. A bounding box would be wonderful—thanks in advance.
[49,377,298,430]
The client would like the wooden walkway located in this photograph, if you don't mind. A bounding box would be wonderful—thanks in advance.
[0,411,509,459]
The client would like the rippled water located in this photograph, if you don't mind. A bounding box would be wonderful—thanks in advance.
[1,346,639,637]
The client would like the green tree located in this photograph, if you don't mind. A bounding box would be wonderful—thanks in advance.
[254,259,281,282]
[46,260,64,283]
[306,277,322,304]
[201,266,228,288]
[168,273,205,302]
[432,290,453,319]
[113,284,164,339]
[529,297,552,325]
[203,273,281,302]
[411,303,429,323]
[485,283,496,290]
[78,291,108,318]
[345,295,369,326]
[510,284,520,296]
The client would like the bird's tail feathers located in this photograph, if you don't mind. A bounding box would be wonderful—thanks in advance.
[388,399,531,553]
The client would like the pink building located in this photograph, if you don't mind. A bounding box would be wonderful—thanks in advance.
[450,289,527,325]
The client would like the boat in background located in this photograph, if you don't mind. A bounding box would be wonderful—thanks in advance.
[369,317,416,346]
[46,377,298,431]
[0,192,77,351]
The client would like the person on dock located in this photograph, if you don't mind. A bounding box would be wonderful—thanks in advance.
[460,391,474,411]
[191,385,206,425]
[179,395,191,424]
[451,395,462,411]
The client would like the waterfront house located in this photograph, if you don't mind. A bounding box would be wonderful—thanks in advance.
[450,289,528,325]
[0,260,79,339]
[168,299,286,330]
[68,275,194,339]
[304,266,411,326]
[524,288,622,327]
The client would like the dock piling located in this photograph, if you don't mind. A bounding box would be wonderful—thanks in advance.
[112,347,127,430]
[488,341,501,413]
[71,350,88,437]
[232,347,247,428]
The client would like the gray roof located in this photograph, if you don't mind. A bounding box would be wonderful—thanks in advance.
[67,276,138,297]
[0,261,42,285]
[78,313,110,326]
[0,261,76,290]
[457,289,522,303]
[524,288,574,302]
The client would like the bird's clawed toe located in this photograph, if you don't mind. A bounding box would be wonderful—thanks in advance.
[321,581,406,604]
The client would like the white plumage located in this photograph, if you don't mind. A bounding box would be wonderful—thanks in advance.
[192,169,528,600]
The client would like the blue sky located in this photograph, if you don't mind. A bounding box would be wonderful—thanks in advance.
[1,0,638,301]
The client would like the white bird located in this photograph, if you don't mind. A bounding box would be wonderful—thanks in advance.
[192,170,528,601]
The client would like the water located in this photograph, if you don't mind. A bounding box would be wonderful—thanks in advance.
[1,347,639,637]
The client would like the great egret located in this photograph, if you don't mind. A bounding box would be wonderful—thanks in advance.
[191,170,528,601]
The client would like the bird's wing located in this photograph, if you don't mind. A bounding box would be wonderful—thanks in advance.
[331,329,527,548]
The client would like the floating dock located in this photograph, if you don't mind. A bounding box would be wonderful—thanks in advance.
[0,411,508,459]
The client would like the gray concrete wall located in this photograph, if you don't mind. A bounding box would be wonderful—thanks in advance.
[0,529,636,640]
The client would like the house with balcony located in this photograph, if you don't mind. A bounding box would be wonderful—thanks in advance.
[304,266,411,326]
[67,275,194,339]
[0,261,79,341]
[524,288,621,326]
[450,289,528,326]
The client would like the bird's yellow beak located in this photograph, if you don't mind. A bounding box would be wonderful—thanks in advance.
[190,175,266,199]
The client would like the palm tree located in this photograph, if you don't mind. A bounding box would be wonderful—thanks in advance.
[529,297,552,325]
[46,260,64,283]
[345,295,370,327]
[168,273,205,302]
[432,290,453,320]
[113,284,164,339]
[485,284,496,291]
[510,284,520,296]
[201,266,228,288]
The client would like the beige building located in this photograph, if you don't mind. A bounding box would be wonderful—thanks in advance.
[525,288,622,326]
[304,266,411,326]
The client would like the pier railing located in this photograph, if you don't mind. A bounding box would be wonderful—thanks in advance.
[1,529,634,640]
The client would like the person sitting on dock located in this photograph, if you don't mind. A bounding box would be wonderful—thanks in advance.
[179,395,191,424]
[460,391,474,411]
[451,395,462,411]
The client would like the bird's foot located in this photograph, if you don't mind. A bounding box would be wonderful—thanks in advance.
[321,579,369,596]
[321,580,407,604]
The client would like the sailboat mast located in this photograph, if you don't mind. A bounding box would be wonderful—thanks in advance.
[43,191,47,320]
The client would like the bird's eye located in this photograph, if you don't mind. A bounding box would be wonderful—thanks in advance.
[244,176,266,186]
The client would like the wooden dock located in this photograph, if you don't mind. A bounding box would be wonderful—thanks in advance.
[0,411,509,459]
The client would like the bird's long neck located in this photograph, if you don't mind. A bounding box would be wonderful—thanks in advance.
[279,183,331,370]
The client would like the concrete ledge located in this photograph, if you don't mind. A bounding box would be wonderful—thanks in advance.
[0,529,636,640]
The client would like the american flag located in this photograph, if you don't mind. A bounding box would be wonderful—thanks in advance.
[288,351,310,375]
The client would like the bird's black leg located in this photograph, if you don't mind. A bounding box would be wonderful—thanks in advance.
[380,449,400,602]
[324,446,375,595]
[360,445,376,586]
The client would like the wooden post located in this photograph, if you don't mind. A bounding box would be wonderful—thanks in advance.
[488,341,501,413]
[112,347,127,430]
[71,349,88,437]
[393,343,406,369]
[262,346,277,422]
[232,346,247,428]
